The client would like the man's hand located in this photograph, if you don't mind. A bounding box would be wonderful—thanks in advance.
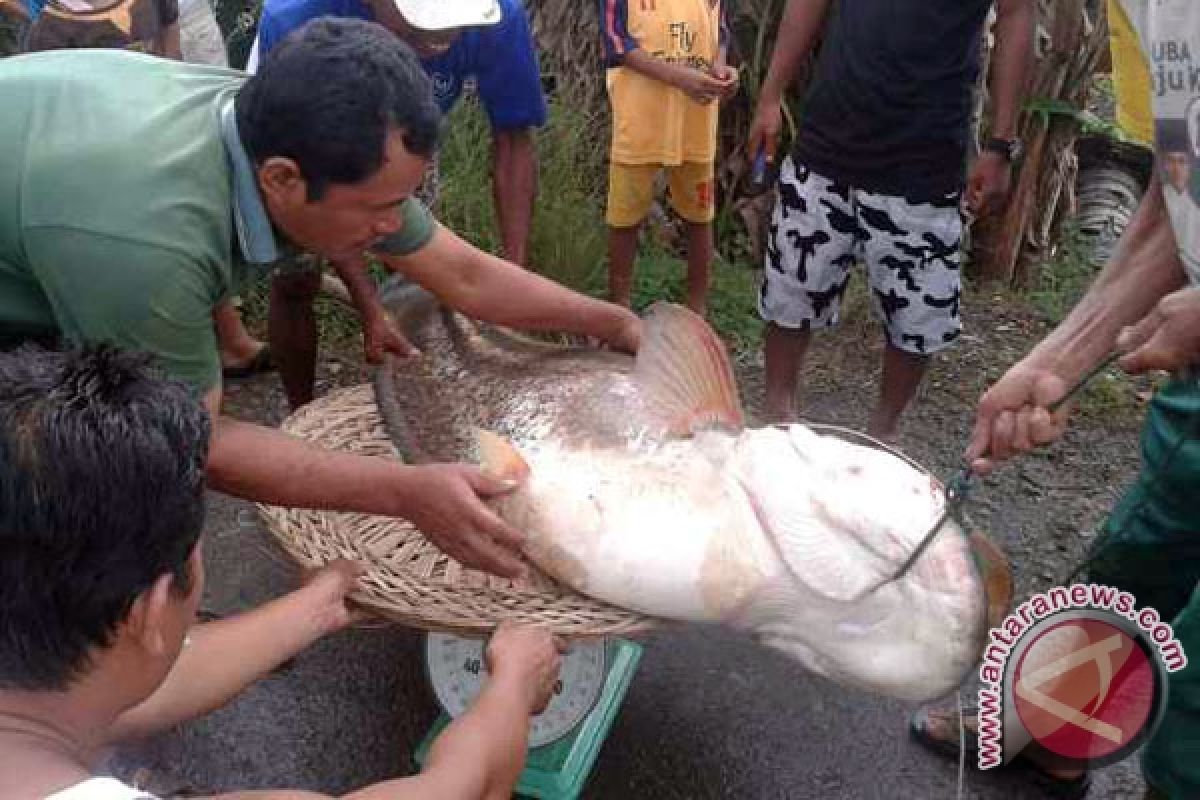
[485,622,565,715]
[747,95,784,166]
[296,558,366,636]
[711,64,740,103]
[672,65,727,104]
[965,152,1013,218]
[363,310,419,364]
[603,311,643,354]
[398,464,529,580]
[965,359,1072,475]
[1116,286,1200,375]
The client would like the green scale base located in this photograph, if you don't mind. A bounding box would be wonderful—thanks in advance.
[413,638,643,800]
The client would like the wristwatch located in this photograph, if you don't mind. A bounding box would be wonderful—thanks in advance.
[984,137,1024,163]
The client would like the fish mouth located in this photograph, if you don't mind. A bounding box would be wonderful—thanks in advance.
[963,525,1015,631]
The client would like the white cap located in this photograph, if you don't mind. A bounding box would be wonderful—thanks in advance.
[392,0,503,31]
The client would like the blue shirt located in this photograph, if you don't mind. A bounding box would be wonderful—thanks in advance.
[252,0,547,130]
[23,0,48,19]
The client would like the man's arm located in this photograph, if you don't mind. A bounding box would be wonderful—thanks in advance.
[987,0,1035,142]
[201,390,530,578]
[1017,169,1184,382]
[492,128,537,266]
[380,224,642,352]
[966,0,1035,215]
[967,168,1188,468]
[198,623,562,800]
[103,562,361,745]
[745,0,834,161]
[200,680,538,800]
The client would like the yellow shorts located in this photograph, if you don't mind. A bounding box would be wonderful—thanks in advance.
[606,161,716,227]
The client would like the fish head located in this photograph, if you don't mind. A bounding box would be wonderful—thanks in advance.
[727,424,1006,703]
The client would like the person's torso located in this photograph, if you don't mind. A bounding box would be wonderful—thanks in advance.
[606,0,722,165]
[0,49,240,332]
[794,0,994,199]
[24,0,174,55]
[1119,0,1200,285]
[419,28,484,114]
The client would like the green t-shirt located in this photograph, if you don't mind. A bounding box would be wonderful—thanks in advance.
[0,48,435,391]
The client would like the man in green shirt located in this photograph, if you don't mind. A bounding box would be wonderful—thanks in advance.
[0,17,642,580]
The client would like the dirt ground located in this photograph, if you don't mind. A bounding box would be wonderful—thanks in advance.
[113,278,1159,798]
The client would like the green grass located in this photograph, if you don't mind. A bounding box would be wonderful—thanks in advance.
[573,248,764,354]
[432,96,767,354]
[1026,220,1101,324]
[437,96,609,293]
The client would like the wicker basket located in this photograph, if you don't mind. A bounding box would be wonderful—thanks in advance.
[256,384,657,637]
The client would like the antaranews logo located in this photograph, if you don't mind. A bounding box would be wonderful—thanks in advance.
[977,583,1187,770]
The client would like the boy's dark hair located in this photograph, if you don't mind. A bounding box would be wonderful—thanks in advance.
[236,17,442,200]
[0,345,210,690]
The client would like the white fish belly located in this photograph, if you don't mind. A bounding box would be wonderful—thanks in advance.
[512,444,776,622]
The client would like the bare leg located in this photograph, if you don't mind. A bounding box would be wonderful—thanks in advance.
[684,221,713,316]
[763,323,813,423]
[213,299,264,368]
[867,342,930,440]
[269,269,322,410]
[607,224,641,309]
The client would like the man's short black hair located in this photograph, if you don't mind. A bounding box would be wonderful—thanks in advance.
[236,17,442,200]
[0,345,210,691]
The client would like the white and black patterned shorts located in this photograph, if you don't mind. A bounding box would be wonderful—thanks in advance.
[758,156,964,355]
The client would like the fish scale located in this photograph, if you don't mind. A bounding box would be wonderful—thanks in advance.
[373,283,1014,706]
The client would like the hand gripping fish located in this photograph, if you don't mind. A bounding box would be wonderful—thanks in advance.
[373,284,1012,705]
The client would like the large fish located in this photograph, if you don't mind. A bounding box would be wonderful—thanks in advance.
[373,283,1012,705]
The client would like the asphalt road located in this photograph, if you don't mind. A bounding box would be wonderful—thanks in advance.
[108,486,1147,800]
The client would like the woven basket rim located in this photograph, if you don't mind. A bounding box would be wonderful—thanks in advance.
[256,384,658,636]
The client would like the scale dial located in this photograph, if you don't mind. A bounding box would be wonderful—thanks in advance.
[425,633,608,748]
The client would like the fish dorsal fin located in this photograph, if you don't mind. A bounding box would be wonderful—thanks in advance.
[634,303,744,436]
[475,429,531,483]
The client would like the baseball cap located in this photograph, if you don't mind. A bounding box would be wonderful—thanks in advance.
[392,0,502,31]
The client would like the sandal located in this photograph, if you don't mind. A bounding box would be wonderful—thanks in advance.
[221,345,274,381]
[909,706,1093,799]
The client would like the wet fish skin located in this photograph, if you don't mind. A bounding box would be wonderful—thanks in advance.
[374,284,1008,705]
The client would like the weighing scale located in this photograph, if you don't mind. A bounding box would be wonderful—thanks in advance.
[414,633,642,799]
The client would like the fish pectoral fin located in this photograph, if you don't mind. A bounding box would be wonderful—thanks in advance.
[737,478,877,604]
[634,303,744,437]
[475,429,532,483]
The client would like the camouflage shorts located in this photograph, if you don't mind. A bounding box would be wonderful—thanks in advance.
[271,153,440,277]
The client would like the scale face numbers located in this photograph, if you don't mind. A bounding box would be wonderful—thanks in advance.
[425,633,608,748]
